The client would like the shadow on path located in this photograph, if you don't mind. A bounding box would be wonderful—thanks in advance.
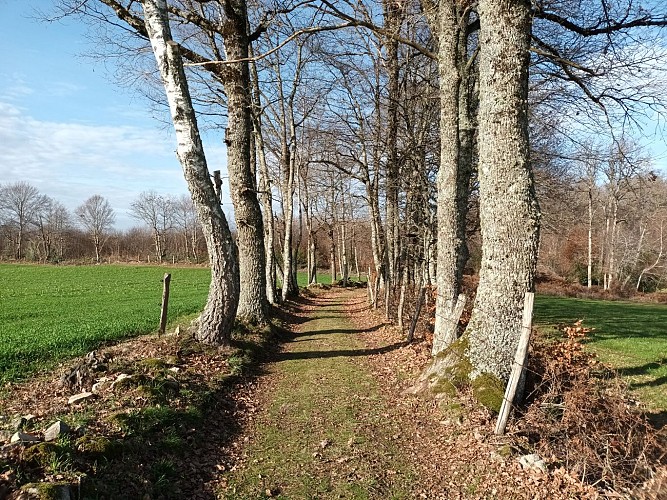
[275,342,405,362]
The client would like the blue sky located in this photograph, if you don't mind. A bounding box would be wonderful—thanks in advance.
[0,0,230,229]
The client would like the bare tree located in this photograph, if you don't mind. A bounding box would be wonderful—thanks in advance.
[34,198,71,263]
[173,193,201,262]
[130,190,174,262]
[75,195,116,263]
[0,182,50,260]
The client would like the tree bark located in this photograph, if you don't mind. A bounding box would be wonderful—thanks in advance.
[588,186,593,287]
[249,57,276,305]
[217,0,269,323]
[384,0,401,282]
[141,0,239,344]
[431,4,465,355]
[465,0,540,382]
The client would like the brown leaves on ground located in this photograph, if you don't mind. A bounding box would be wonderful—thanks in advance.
[0,328,269,499]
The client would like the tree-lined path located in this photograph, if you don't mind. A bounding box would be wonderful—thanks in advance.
[220,289,591,499]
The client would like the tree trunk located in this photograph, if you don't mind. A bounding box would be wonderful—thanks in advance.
[608,199,618,289]
[217,0,269,323]
[366,179,387,281]
[465,0,540,383]
[250,58,276,305]
[432,5,464,355]
[142,0,239,344]
[342,224,349,286]
[280,149,298,301]
[384,0,401,282]
[588,187,593,287]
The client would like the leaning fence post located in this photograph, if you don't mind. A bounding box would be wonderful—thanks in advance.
[495,291,534,435]
[159,273,171,336]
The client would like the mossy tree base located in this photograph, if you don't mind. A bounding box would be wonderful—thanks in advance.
[407,335,506,413]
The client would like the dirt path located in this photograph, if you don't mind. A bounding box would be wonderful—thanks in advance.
[0,288,642,498]
[220,289,414,498]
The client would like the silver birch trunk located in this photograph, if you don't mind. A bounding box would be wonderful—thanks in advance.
[465,0,540,382]
[141,0,239,343]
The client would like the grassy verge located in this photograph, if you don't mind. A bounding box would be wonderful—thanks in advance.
[224,291,413,499]
[534,295,667,411]
[0,263,210,383]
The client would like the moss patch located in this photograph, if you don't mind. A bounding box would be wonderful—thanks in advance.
[20,482,73,500]
[75,435,120,458]
[471,373,505,413]
[429,376,457,397]
[23,442,60,468]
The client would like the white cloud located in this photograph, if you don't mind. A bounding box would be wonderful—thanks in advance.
[0,74,34,101]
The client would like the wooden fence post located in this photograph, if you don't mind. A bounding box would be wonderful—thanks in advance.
[159,273,171,336]
[495,291,535,435]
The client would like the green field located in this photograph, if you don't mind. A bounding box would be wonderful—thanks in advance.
[535,295,667,411]
[0,264,211,383]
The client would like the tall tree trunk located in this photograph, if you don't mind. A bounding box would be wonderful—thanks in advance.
[465,0,540,383]
[142,0,239,344]
[329,226,337,284]
[431,5,464,355]
[587,186,593,287]
[366,179,387,281]
[250,58,276,304]
[280,147,298,301]
[608,199,618,289]
[384,0,401,282]
[342,224,349,286]
[218,0,269,323]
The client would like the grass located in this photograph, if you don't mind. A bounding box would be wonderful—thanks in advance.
[534,295,667,411]
[0,263,210,383]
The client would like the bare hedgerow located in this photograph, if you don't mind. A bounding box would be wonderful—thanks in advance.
[515,321,666,493]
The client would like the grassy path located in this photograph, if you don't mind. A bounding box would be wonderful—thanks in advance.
[222,289,414,499]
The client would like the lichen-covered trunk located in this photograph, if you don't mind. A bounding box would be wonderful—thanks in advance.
[218,3,268,324]
[465,0,540,382]
[432,5,464,355]
[142,0,239,344]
